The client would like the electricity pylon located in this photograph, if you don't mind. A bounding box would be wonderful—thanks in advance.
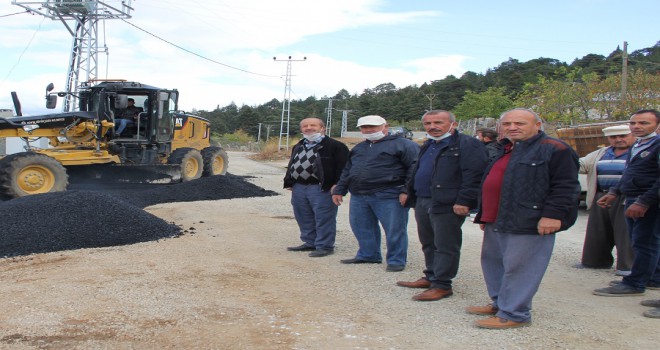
[273,55,306,151]
[12,1,133,111]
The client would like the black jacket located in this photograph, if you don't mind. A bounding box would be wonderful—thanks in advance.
[283,136,349,191]
[613,136,659,207]
[406,131,488,212]
[332,134,419,195]
[474,132,580,234]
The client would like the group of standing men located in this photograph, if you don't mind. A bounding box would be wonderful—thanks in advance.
[283,107,659,328]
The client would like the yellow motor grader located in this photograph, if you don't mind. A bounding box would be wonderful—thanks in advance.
[0,80,228,199]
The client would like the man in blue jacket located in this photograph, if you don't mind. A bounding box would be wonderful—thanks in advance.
[332,115,419,272]
[468,108,580,329]
[593,109,660,314]
[396,110,488,301]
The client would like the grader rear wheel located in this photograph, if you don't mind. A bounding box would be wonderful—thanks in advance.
[167,148,204,182]
[201,146,228,176]
[0,152,69,198]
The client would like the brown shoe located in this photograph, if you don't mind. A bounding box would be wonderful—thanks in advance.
[475,316,530,329]
[396,278,431,289]
[412,288,453,301]
[466,304,498,315]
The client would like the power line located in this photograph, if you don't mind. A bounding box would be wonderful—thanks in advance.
[0,11,27,18]
[120,19,279,78]
[1,16,44,86]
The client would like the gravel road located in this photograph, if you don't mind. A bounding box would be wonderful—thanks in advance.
[0,151,657,349]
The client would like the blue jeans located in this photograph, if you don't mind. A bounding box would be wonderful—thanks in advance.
[115,118,134,135]
[621,199,660,290]
[481,224,555,323]
[291,183,338,250]
[348,190,409,265]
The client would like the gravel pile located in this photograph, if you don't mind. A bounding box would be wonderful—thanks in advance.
[1,174,278,258]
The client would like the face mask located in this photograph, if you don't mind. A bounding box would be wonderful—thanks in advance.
[637,132,657,141]
[426,127,453,141]
[303,132,323,143]
[364,131,385,141]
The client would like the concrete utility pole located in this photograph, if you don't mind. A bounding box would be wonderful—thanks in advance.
[424,93,436,111]
[12,1,133,112]
[273,56,306,151]
[621,41,628,108]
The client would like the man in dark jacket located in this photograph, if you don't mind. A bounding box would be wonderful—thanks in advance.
[593,109,660,314]
[468,108,579,329]
[397,110,488,301]
[332,115,419,271]
[284,118,349,257]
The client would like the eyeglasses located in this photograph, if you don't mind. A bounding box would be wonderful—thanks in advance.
[607,135,629,139]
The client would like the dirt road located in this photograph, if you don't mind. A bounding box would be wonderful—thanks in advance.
[0,151,657,349]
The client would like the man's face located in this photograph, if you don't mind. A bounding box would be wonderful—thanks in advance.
[359,124,387,135]
[300,118,325,135]
[128,100,135,106]
[499,110,541,142]
[629,112,659,138]
[607,133,635,150]
[422,112,456,137]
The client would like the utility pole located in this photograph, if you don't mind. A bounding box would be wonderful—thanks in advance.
[13,1,133,112]
[274,56,306,151]
[424,93,436,111]
[621,41,628,109]
[257,123,262,142]
[337,109,353,138]
[321,98,337,137]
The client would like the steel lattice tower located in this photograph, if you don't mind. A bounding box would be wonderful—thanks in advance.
[273,56,305,151]
[12,1,133,111]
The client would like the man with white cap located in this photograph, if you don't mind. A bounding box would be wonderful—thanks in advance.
[332,115,419,272]
[578,124,635,275]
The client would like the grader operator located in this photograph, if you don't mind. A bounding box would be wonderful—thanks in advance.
[0,80,228,199]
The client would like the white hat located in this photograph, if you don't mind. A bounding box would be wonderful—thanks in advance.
[357,115,386,127]
[602,125,631,137]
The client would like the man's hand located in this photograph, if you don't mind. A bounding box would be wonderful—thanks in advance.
[453,204,470,216]
[399,193,408,206]
[625,203,648,219]
[332,194,343,206]
[537,217,561,235]
[596,193,617,208]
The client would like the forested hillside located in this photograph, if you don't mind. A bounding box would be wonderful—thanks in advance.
[197,42,660,138]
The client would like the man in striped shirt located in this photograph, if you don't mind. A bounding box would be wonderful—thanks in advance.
[578,125,636,275]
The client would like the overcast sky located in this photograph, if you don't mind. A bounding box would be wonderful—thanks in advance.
[0,0,658,115]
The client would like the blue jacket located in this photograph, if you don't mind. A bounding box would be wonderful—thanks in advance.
[333,134,419,196]
[612,135,659,208]
[474,132,580,234]
[406,130,488,213]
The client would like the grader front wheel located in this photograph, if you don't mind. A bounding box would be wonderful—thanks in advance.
[0,152,69,198]
[201,146,228,176]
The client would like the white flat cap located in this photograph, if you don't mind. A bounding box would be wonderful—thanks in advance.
[602,125,631,136]
[357,115,387,127]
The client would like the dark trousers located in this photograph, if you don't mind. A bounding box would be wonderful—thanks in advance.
[414,197,466,289]
[581,192,634,270]
[622,199,660,290]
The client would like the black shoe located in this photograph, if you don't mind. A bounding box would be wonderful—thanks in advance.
[386,264,405,272]
[340,258,382,264]
[287,244,315,252]
[309,249,334,257]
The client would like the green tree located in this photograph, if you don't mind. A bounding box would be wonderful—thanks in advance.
[452,87,514,120]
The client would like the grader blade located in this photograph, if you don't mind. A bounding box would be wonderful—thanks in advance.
[67,164,183,185]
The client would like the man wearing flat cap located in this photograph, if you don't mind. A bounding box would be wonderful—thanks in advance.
[578,124,635,275]
[332,115,419,272]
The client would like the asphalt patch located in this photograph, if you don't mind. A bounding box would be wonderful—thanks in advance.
[0,174,278,258]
